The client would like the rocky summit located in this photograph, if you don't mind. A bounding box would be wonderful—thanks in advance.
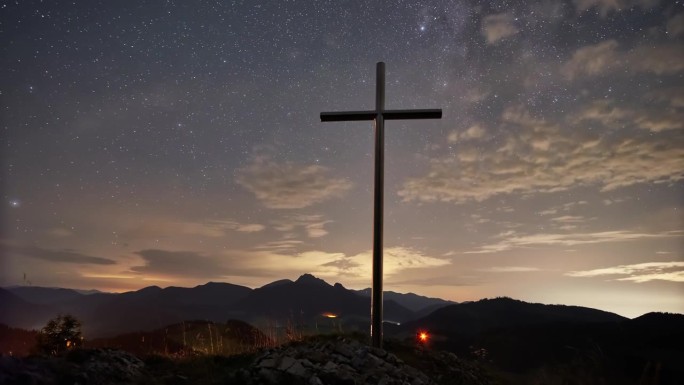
[0,337,491,384]
[231,336,491,385]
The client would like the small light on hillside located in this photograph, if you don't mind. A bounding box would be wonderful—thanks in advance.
[322,312,338,318]
[417,331,429,343]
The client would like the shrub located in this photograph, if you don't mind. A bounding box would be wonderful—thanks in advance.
[36,314,83,355]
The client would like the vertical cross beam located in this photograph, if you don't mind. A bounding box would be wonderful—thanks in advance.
[321,62,441,348]
[372,62,385,349]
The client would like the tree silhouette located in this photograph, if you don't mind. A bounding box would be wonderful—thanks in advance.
[36,314,83,355]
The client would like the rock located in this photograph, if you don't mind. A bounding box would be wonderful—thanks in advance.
[323,360,338,372]
[278,356,297,371]
[286,360,309,377]
[0,349,148,385]
[238,336,490,385]
[258,358,277,368]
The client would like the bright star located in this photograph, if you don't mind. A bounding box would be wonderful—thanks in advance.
[9,199,20,207]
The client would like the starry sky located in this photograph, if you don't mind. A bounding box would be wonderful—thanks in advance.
[2,0,683,318]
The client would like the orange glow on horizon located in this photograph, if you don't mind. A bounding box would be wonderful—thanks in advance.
[322,312,338,318]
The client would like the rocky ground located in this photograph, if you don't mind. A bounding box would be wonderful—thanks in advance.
[0,336,492,385]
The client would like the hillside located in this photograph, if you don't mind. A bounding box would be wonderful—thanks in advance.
[395,298,683,383]
[401,297,626,336]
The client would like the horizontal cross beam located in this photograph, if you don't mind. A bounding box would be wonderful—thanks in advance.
[320,109,442,122]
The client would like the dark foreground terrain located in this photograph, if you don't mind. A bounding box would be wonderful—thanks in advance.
[0,334,491,385]
[2,329,683,385]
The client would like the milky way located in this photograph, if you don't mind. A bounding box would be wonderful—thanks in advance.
[2,0,683,317]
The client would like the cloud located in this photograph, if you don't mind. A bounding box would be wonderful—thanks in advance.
[254,240,304,252]
[551,215,587,223]
[448,124,487,143]
[398,105,684,204]
[9,244,116,265]
[120,218,265,240]
[481,266,541,273]
[575,99,684,133]
[234,223,266,233]
[131,249,226,278]
[481,13,519,44]
[236,156,352,209]
[46,227,74,238]
[617,271,684,283]
[334,247,452,279]
[667,13,684,38]
[561,40,619,79]
[646,87,684,108]
[539,201,588,216]
[566,261,684,283]
[221,249,346,279]
[216,246,451,283]
[561,40,684,80]
[272,214,332,238]
[465,230,682,254]
[573,0,658,17]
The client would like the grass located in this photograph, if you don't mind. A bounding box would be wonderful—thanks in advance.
[139,352,258,385]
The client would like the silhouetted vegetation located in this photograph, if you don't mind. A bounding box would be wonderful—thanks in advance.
[0,323,39,356]
[35,314,83,356]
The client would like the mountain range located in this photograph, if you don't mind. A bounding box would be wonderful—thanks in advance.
[0,274,452,337]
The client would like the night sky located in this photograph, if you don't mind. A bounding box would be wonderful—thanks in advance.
[2,0,683,318]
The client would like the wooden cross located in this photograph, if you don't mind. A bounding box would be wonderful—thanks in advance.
[321,62,442,348]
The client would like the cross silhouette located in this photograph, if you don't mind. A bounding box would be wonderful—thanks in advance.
[321,62,442,348]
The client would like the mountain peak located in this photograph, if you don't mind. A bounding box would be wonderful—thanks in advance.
[295,274,330,287]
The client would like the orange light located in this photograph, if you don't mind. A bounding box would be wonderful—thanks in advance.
[322,312,338,318]
[418,331,429,343]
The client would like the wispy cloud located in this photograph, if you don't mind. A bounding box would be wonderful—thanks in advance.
[120,218,265,240]
[272,214,332,238]
[465,230,682,254]
[561,40,684,80]
[480,266,541,273]
[539,201,588,216]
[551,215,588,223]
[448,124,487,143]
[253,240,304,252]
[667,12,684,38]
[481,13,519,44]
[236,155,352,209]
[344,247,451,278]
[566,261,684,283]
[8,244,116,265]
[216,246,451,282]
[575,99,683,132]
[574,0,659,17]
[46,227,74,238]
[399,104,684,204]
[131,249,226,279]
